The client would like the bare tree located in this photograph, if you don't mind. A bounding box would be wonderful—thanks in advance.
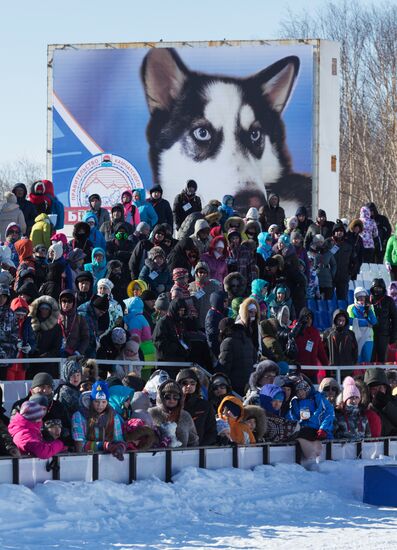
[0,157,45,200]
[279,1,397,221]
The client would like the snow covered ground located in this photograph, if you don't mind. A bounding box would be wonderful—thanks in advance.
[0,459,396,549]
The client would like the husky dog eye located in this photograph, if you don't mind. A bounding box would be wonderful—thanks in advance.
[250,129,262,143]
[192,127,212,141]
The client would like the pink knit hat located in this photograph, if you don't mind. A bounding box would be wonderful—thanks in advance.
[342,376,361,403]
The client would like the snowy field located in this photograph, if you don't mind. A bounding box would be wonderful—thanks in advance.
[0,459,396,549]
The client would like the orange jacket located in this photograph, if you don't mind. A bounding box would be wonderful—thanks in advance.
[217,395,255,445]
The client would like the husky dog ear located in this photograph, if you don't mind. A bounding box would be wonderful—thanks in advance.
[141,48,189,113]
[251,56,300,113]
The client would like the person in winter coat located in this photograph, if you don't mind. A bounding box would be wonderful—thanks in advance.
[28,295,62,378]
[77,294,110,358]
[256,231,273,272]
[359,205,378,263]
[139,245,172,294]
[106,259,129,306]
[0,192,27,241]
[100,203,134,241]
[147,184,173,231]
[120,190,141,228]
[123,297,155,363]
[303,209,334,251]
[0,285,19,378]
[258,193,285,232]
[12,183,37,236]
[29,179,64,231]
[9,296,36,381]
[108,385,135,421]
[30,212,52,249]
[190,219,212,255]
[250,278,271,320]
[201,236,228,284]
[363,367,397,437]
[208,372,233,412]
[173,180,202,231]
[323,309,358,366]
[384,223,397,281]
[188,261,220,329]
[347,287,377,363]
[8,395,66,459]
[84,247,107,289]
[75,271,94,308]
[216,395,255,445]
[388,281,397,307]
[259,383,286,418]
[3,222,22,268]
[366,202,391,264]
[87,193,110,229]
[170,268,198,320]
[369,278,397,362]
[292,308,329,383]
[58,289,89,357]
[128,222,166,278]
[291,230,310,281]
[39,260,65,300]
[288,378,334,439]
[218,195,238,229]
[131,188,158,229]
[176,368,217,446]
[67,248,86,290]
[334,376,370,440]
[105,221,135,267]
[307,234,336,299]
[223,271,247,302]
[260,319,289,367]
[68,221,93,259]
[226,229,257,286]
[268,285,295,321]
[167,237,199,283]
[318,377,340,407]
[55,358,83,418]
[72,382,126,460]
[97,278,123,334]
[325,220,353,301]
[205,291,228,359]
[346,219,364,280]
[149,380,199,447]
[295,206,313,237]
[82,211,107,251]
[243,360,279,405]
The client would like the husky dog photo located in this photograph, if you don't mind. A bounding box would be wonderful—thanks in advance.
[141,47,312,214]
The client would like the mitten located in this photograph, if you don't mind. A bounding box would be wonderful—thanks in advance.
[104,441,126,461]
[316,429,327,440]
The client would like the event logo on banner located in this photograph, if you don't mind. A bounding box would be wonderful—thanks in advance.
[69,153,143,207]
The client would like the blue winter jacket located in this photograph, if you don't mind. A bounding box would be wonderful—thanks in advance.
[83,212,107,251]
[132,189,158,229]
[288,388,335,437]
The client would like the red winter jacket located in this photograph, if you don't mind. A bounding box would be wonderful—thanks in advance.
[293,324,329,367]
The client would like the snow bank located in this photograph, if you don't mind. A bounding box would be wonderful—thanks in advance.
[0,459,396,549]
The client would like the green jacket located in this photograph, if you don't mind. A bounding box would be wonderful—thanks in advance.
[385,226,397,266]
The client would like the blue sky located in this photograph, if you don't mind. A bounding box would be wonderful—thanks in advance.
[0,0,386,166]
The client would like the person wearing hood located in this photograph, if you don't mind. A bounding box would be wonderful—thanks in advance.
[30,210,54,249]
[176,368,217,446]
[308,233,336,300]
[167,237,199,283]
[188,261,220,329]
[72,382,126,459]
[190,219,212,255]
[384,223,397,281]
[359,205,378,263]
[75,271,94,308]
[105,221,135,265]
[216,395,255,445]
[346,219,364,280]
[123,296,155,366]
[347,287,377,363]
[304,209,334,250]
[58,289,89,357]
[12,183,37,236]
[259,193,285,231]
[250,278,271,320]
[77,293,110,358]
[256,232,274,272]
[14,238,41,291]
[323,309,358,366]
[84,247,107,290]
[291,308,328,383]
[223,272,247,301]
[100,203,134,241]
[0,192,27,241]
[295,206,313,237]
[108,384,135,421]
[82,211,107,251]
[0,285,18,378]
[129,222,167,279]
[147,184,173,230]
[388,281,397,307]
[30,179,64,231]
[208,372,233,411]
[260,318,289,367]
[200,235,228,284]
[139,245,172,295]
[369,278,397,362]
[259,384,286,418]
[366,202,391,263]
[205,290,228,359]
[39,260,65,300]
[87,193,110,229]
[290,230,310,281]
[363,367,397,436]
[323,220,352,301]
[218,195,238,229]
[97,278,124,334]
[318,377,340,406]
[226,228,257,286]
[67,248,86,290]
[149,379,199,447]
[55,358,83,417]
[173,180,202,231]
[9,296,36,380]
[334,376,370,440]
[120,190,141,228]
[269,285,295,321]
[224,216,246,240]
[131,188,158,229]
[3,223,22,268]
[69,221,93,259]
[105,259,128,306]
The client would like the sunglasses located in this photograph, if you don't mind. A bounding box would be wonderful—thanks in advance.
[323,386,338,393]
[163,393,181,401]
[8,230,20,234]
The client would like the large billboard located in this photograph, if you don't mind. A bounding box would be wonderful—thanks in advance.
[49,41,314,222]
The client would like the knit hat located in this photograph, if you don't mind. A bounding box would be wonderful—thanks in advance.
[317,209,327,218]
[141,289,157,301]
[195,261,209,274]
[268,224,279,232]
[354,287,367,299]
[48,241,64,261]
[295,379,311,395]
[176,368,199,384]
[97,278,114,292]
[155,292,170,311]
[332,220,346,234]
[312,234,325,247]
[136,221,150,233]
[150,184,163,195]
[29,394,49,407]
[89,193,100,202]
[91,294,109,312]
[211,375,229,388]
[186,180,197,191]
[90,381,110,401]
[111,327,127,345]
[148,246,165,261]
[342,376,361,403]
[20,399,48,421]
[61,358,82,382]
[172,267,189,282]
[278,234,290,246]
[31,372,54,389]
[290,230,303,241]
[160,380,182,398]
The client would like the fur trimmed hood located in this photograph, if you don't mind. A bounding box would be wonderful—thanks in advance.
[224,216,246,234]
[223,271,247,297]
[29,295,60,331]
[237,297,260,326]
[243,405,268,440]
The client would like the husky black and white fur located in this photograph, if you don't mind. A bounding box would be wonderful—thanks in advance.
[141,48,311,214]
